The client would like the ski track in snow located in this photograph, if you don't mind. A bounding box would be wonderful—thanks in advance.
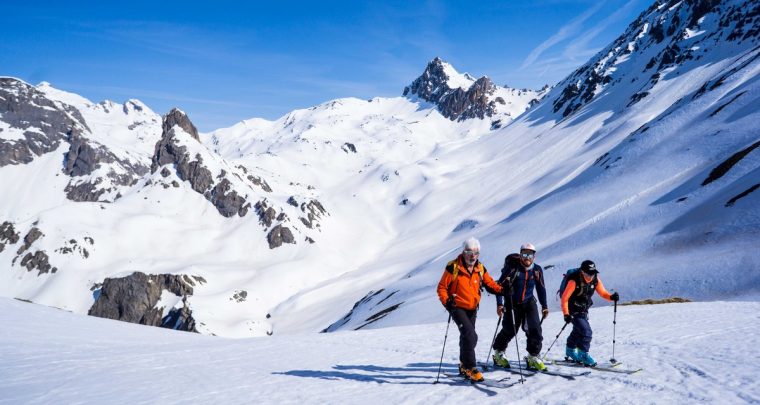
[1,298,758,404]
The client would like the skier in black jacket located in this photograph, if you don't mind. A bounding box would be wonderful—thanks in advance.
[491,243,549,371]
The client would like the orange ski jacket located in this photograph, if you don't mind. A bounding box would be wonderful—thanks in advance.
[437,255,503,311]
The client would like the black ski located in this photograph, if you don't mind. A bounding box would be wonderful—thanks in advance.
[444,373,519,388]
[550,359,642,374]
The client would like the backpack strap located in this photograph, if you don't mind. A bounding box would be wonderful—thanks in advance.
[446,260,459,295]
[447,259,485,294]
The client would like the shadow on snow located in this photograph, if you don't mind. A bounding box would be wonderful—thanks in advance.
[273,362,499,396]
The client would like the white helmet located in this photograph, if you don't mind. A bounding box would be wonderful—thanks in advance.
[520,242,536,252]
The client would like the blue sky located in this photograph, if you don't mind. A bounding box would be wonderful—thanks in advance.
[1,0,651,131]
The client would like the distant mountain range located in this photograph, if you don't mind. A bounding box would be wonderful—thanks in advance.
[0,0,758,337]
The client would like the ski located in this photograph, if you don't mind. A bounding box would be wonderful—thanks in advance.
[550,359,643,374]
[486,362,587,380]
[443,373,519,388]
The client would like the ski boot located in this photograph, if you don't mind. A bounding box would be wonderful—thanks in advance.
[577,350,597,367]
[463,367,484,382]
[565,346,580,363]
[492,350,511,368]
[458,362,466,376]
[525,355,547,371]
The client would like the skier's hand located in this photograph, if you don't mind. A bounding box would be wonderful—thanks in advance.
[496,305,504,317]
[564,314,572,324]
[610,292,620,302]
[445,295,456,310]
[542,307,549,320]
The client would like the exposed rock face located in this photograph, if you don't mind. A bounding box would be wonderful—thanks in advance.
[299,199,327,229]
[88,272,200,332]
[19,251,56,275]
[162,108,199,141]
[210,178,251,217]
[230,290,248,302]
[0,79,147,202]
[255,199,277,227]
[403,57,501,121]
[267,224,295,249]
[236,165,273,193]
[63,133,148,202]
[0,78,89,167]
[151,109,250,217]
[550,0,759,118]
[342,142,357,153]
[0,221,20,253]
[16,227,43,255]
[7,226,58,275]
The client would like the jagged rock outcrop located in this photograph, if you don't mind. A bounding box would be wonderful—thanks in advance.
[255,199,277,227]
[0,221,20,253]
[236,165,273,193]
[16,227,43,255]
[19,251,56,275]
[0,78,148,202]
[403,58,501,121]
[151,109,250,217]
[88,272,202,332]
[162,108,199,141]
[299,199,328,229]
[267,224,295,249]
[62,133,148,202]
[0,78,89,167]
[8,227,58,275]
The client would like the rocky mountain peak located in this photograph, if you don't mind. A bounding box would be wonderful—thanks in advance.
[162,108,199,141]
[403,58,503,121]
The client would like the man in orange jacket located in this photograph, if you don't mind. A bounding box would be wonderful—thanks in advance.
[560,260,620,366]
[437,237,503,382]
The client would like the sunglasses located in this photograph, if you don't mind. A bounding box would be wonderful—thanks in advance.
[520,252,535,259]
[464,249,480,256]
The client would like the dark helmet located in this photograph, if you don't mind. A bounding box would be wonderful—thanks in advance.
[580,260,598,274]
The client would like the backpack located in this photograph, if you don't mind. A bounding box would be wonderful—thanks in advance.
[556,267,581,299]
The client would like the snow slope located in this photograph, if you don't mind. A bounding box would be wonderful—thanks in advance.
[1,297,758,403]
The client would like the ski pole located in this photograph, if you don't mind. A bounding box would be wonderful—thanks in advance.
[610,299,618,364]
[541,321,570,361]
[483,313,503,371]
[433,312,453,384]
[508,292,525,384]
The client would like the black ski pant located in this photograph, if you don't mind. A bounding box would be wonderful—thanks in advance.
[566,312,593,352]
[450,307,478,369]
[492,297,543,356]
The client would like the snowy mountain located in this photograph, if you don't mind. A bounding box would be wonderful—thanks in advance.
[1,0,759,342]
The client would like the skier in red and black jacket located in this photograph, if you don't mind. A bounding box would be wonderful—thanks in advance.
[560,259,620,367]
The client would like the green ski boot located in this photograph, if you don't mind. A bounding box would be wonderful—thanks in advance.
[492,350,511,368]
[525,355,547,371]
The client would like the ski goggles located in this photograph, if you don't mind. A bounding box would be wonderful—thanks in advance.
[463,249,480,256]
[520,252,535,259]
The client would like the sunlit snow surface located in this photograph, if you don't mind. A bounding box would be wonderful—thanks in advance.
[1,297,759,403]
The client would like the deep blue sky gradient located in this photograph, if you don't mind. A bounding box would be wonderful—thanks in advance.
[1,0,651,131]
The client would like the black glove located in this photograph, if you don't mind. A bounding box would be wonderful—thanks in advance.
[564,314,572,324]
[445,295,456,310]
[611,292,620,302]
